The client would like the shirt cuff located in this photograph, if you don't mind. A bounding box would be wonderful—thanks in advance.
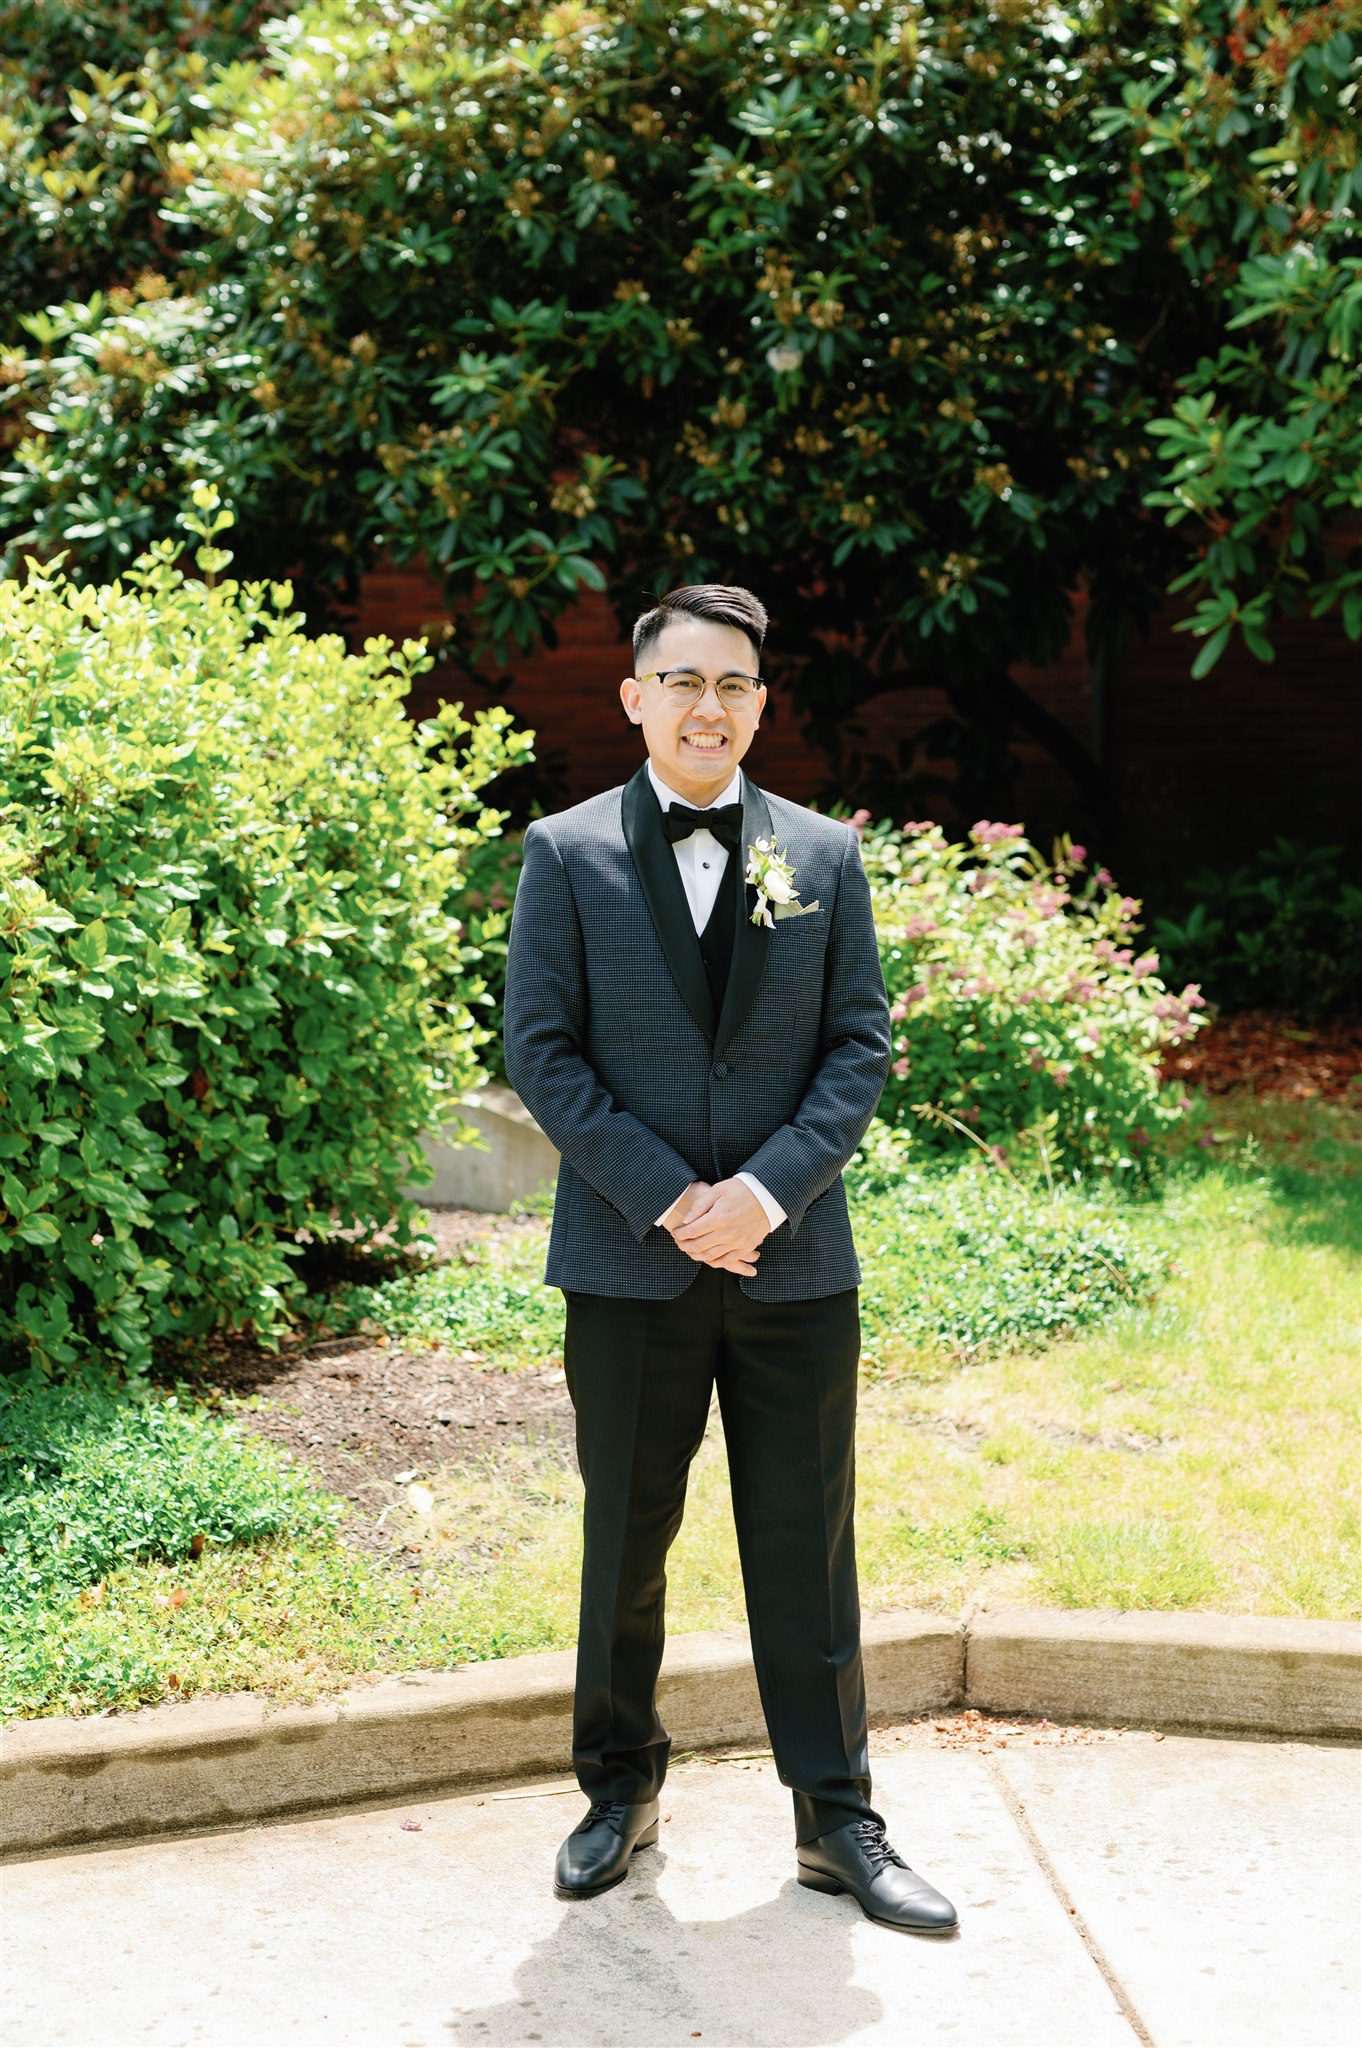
[736,1171,787,1232]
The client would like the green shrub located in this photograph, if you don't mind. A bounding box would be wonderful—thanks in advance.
[0,496,533,1375]
[0,0,1213,826]
[0,1,295,316]
[0,1370,338,1614]
[448,820,525,1088]
[0,284,278,586]
[856,813,1204,1177]
[1148,838,1362,1017]
[846,1121,1169,1360]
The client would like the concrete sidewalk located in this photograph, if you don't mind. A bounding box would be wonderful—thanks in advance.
[3,1713,1357,2048]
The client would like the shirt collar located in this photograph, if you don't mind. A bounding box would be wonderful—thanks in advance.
[647,757,743,813]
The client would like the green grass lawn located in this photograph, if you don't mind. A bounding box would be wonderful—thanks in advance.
[3,1089,1357,1721]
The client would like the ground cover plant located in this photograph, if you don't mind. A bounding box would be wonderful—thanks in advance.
[4,1083,1356,1722]
[0,1370,340,1718]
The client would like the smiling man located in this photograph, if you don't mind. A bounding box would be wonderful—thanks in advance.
[503,583,959,1936]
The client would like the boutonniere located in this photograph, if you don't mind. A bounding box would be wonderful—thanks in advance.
[745,836,821,928]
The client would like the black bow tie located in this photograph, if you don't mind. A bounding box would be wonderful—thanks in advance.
[662,800,744,853]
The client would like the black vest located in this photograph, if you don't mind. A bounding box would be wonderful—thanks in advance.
[695,842,738,1022]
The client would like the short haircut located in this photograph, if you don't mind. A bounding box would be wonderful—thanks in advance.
[632,584,769,676]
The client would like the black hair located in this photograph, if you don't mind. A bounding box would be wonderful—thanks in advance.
[632,583,768,676]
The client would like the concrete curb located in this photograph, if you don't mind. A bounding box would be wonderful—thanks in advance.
[3,1606,1357,1860]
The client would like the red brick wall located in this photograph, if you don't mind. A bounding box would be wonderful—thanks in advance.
[343,554,1360,872]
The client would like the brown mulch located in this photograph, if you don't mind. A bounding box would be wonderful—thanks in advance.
[167,1207,574,1564]
[1159,1009,1362,1100]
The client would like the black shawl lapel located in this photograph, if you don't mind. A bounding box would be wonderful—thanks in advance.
[622,762,717,1043]
[715,768,775,1058]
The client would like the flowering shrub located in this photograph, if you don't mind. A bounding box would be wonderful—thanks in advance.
[853,813,1205,1178]
[0,0,1224,821]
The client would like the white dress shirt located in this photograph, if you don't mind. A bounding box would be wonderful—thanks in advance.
[645,759,788,1235]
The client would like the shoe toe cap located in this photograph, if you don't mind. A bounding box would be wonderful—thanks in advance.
[884,1873,959,1931]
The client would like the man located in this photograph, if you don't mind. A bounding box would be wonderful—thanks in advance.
[502,584,958,1936]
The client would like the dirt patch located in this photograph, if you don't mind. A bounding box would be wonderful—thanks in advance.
[168,1208,575,1562]
[1160,1009,1362,1100]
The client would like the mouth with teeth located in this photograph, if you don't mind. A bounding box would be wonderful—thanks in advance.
[681,733,729,754]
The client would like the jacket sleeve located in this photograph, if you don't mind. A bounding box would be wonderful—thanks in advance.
[735,823,891,1237]
[503,820,699,1243]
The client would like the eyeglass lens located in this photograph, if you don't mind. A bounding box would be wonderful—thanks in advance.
[661,670,758,702]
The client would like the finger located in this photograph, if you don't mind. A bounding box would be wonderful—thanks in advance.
[676,1225,728,1254]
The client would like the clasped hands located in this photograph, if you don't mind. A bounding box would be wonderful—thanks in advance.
[659,1178,769,1278]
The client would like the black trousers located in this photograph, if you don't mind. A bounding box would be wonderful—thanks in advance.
[561,1262,883,1846]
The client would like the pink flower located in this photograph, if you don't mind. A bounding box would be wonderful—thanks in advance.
[1069,843,1087,864]
[900,982,929,1005]
[902,819,933,836]
[1182,985,1206,1009]
[970,820,1025,845]
[1096,867,1114,888]
[1067,977,1098,1002]
[850,807,871,838]
[901,912,937,940]
[1132,952,1157,979]
[891,1056,911,1078]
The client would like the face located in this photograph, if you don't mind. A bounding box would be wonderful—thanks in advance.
[619,618,767,805]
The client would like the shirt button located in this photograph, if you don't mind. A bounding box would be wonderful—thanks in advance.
[713,1060,729,1078]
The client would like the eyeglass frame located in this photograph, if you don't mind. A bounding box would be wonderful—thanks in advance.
[636,667,764,707]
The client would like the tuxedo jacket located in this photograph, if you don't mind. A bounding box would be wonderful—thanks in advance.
[502,759,892,1301]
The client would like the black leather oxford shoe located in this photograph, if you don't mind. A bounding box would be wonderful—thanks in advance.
[797,1816,959,1934]
[554,1798,661,1900]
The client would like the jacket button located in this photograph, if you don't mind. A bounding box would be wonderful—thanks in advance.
[713,1060,729,1078]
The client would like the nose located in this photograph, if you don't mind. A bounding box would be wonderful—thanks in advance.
[688,682,729,715]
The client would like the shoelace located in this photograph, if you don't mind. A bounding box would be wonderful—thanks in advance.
[585,1799,630,1825]
[848,1817,909,1874]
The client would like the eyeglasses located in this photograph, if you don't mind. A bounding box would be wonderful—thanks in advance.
[639,668,763,707]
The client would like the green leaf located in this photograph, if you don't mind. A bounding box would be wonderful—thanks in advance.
[13,1214,61,1246]
[1190,625,1231,679]
[70,918,109,969]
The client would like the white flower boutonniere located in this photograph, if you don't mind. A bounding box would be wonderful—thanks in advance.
[745,836,821,928]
